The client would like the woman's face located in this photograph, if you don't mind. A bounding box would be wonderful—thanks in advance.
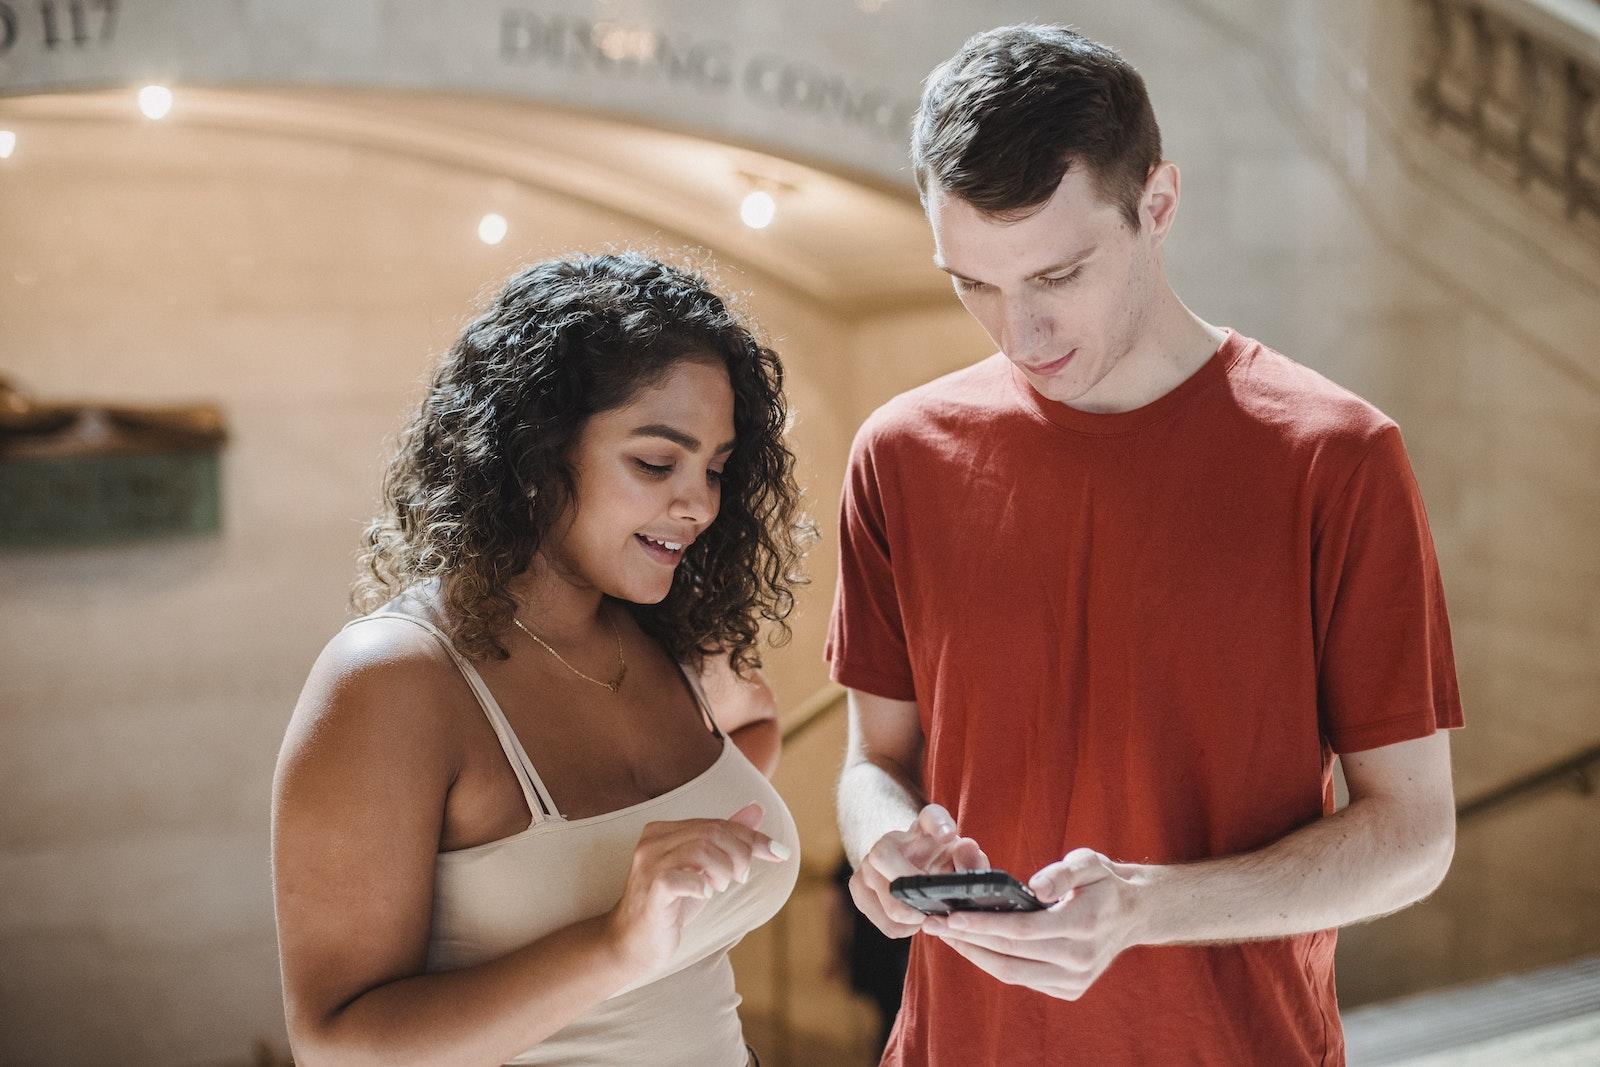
[543,357,736,604]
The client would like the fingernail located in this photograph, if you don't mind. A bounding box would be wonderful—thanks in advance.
[767,840,792,861]
[947,914,968,930]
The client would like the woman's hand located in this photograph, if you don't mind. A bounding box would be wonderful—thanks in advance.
[604,802,790,974]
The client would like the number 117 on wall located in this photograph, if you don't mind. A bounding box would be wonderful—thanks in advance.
[0,0,119,54]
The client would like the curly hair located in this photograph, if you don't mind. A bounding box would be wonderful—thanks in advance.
[353,251,810,673]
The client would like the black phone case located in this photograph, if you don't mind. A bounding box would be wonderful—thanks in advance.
[889,870,1047,915]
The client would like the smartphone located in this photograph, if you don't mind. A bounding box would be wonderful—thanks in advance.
[889,870,1047,915]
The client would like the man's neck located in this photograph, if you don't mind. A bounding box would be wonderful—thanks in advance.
[1067,293,1226,415]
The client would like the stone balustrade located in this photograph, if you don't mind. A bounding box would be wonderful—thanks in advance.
[1415,0,1600,234]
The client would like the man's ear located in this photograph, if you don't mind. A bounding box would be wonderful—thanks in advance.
[1142,161,1181,243]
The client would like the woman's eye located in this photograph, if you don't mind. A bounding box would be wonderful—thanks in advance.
[635,459,673,476]
[707,469,725,485]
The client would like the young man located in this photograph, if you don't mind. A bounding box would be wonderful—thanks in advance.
[830,24,1463,1065]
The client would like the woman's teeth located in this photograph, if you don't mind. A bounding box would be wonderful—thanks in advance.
[641,535,683,551]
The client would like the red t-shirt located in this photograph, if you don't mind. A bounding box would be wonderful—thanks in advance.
[826,329,1463,1066]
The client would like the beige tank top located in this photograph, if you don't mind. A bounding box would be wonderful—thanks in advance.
[346,612,800,1066]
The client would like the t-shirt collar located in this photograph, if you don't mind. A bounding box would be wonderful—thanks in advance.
[1007,327,1249,436]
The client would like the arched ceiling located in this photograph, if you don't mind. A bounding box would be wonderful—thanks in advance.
[0,86,947,314]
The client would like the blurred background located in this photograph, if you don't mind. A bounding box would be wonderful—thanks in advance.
[2,1,1597,1064]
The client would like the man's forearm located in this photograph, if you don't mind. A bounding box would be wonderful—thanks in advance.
[837,757,926,868]
[1134,796,1455,946]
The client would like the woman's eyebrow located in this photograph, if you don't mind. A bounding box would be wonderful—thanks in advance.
[629,423,737,455]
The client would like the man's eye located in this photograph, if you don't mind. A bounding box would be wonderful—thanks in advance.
[955,278,986,293]
[635,460,673,476]
[1041,268,1083,287]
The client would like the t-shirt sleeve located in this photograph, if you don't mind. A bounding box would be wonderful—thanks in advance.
[1313,424,1464,754]
[825,421,917,701]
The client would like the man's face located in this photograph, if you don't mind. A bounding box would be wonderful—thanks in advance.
[928,165,1160,406]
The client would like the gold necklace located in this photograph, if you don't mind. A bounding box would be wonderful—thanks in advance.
[512,611,627,693]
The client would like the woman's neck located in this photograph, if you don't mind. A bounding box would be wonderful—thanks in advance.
[500,556,611,645]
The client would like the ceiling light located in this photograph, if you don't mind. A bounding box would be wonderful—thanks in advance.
[740,190,776,230]
[138,85,174,120]
[734,171,797,231]
[0,131,15,159]
[478,213,508,245]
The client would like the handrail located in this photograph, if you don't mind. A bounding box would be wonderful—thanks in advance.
[766,680,845,1065]
[778,681,847,744]
[1456,741,1600,822]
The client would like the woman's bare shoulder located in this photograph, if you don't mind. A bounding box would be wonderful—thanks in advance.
[281,604,467,777]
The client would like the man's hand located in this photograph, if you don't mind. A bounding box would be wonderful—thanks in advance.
[849,803,989,938]
[922,847,1149,1001]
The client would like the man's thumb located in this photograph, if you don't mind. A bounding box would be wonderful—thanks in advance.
[1029,847,1109,902]
[903,804,959,868]
[916,803,958,841]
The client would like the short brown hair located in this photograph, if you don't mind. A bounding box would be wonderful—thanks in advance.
[912,25,1162,229]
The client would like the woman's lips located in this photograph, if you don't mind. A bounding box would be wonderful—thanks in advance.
[635,533,686,566]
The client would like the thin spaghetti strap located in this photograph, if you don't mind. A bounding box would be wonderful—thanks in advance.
[676,662,726,740]
[345,612,563,824]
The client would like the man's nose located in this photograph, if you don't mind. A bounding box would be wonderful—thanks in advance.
[998,296,1050,361]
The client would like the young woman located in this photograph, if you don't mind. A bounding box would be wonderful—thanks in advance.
[272,252,809,1066]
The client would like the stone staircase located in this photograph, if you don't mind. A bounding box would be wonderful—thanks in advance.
[1345,955,1600,1065]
